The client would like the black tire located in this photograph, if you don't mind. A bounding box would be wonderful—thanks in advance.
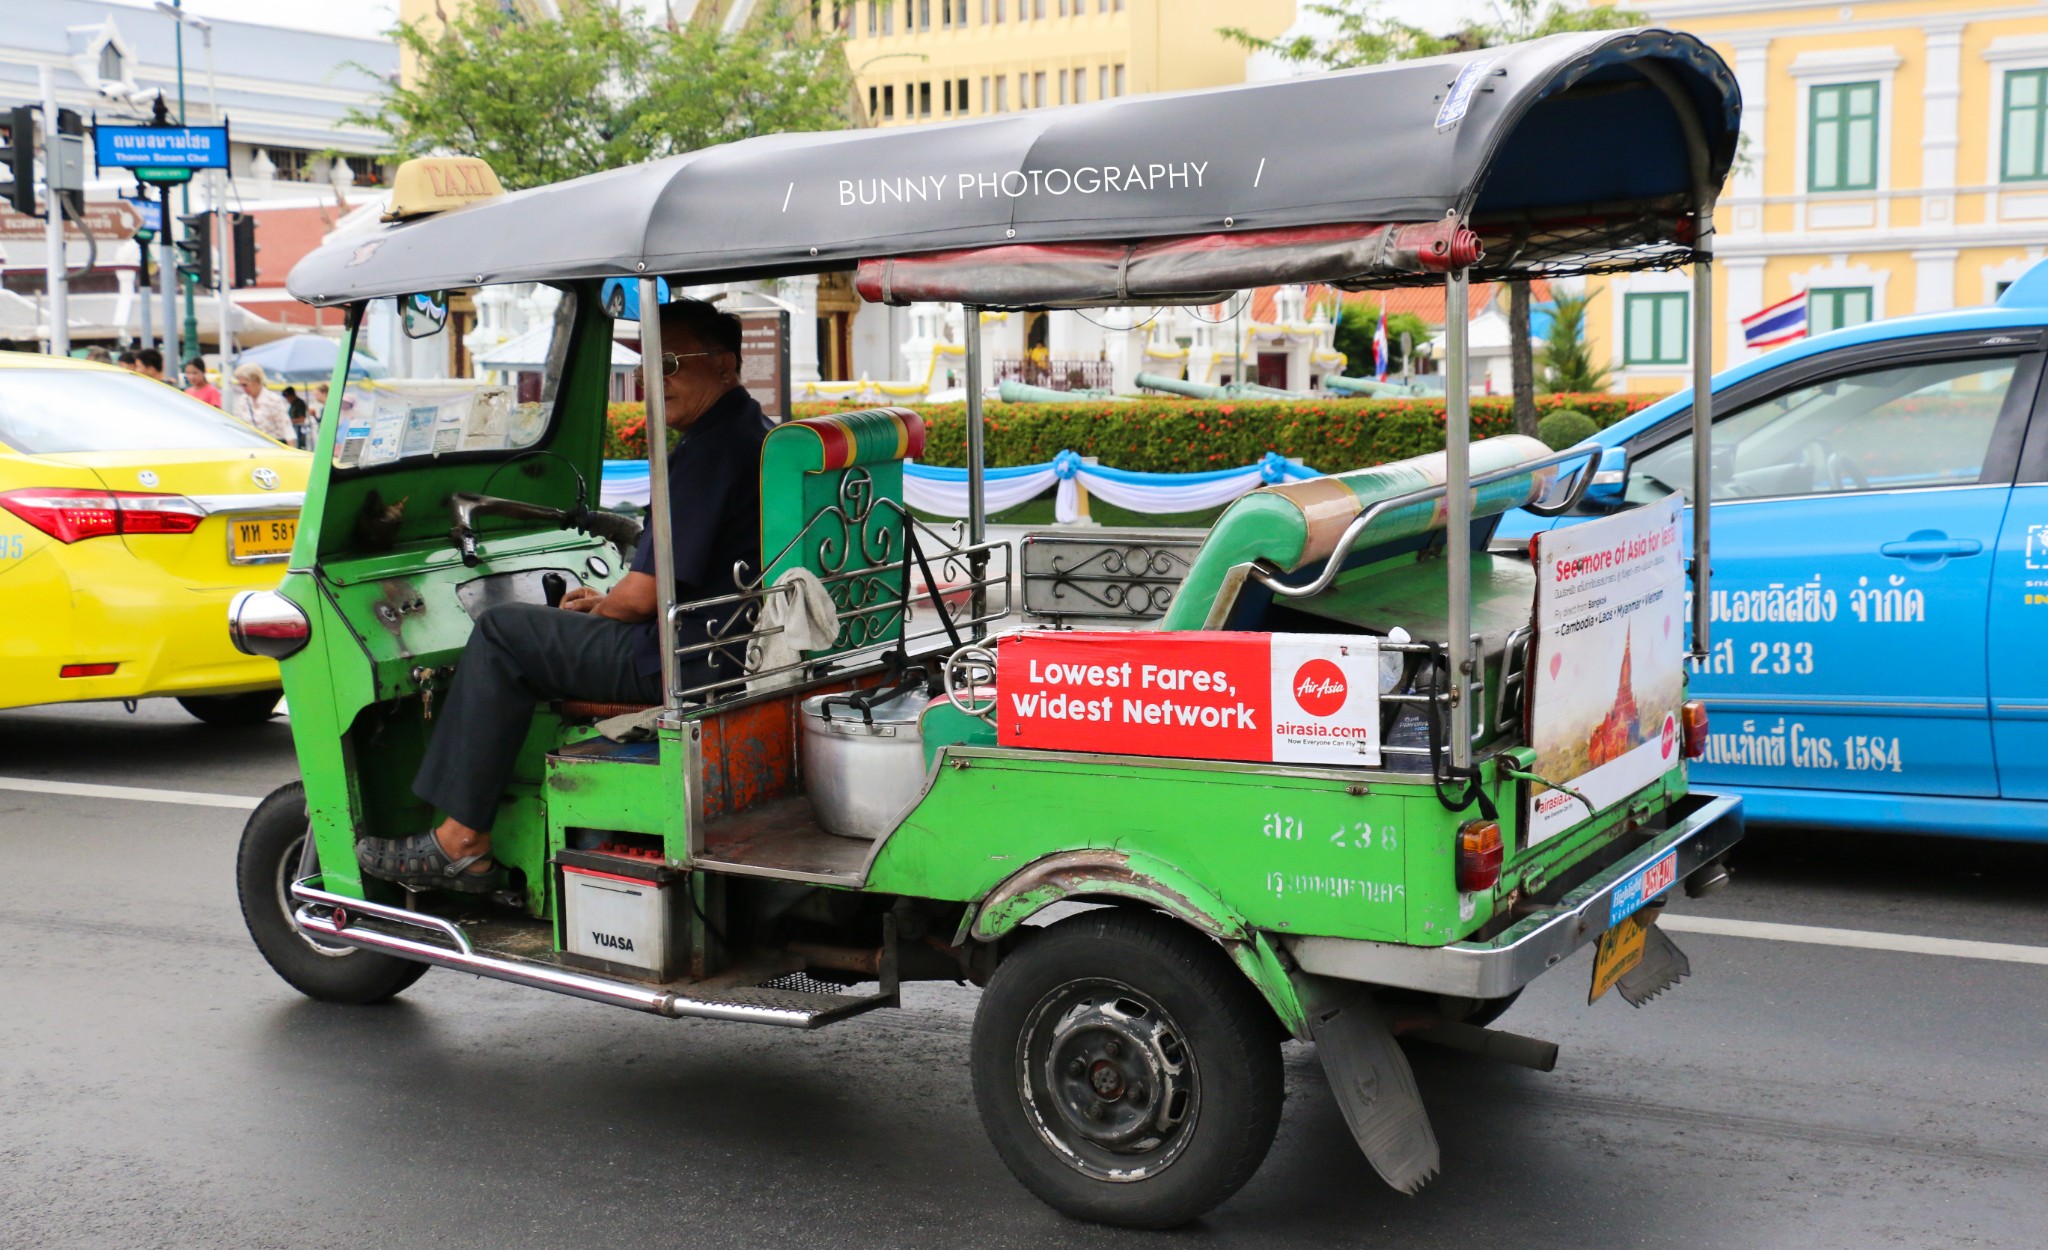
[179,691,282,726]
[236,781,427,1005]
[971,909,1284,1229]
[1464,989,1523,1029]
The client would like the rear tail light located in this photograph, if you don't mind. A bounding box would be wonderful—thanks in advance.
[1681,699,1709,760]
[0,488,205,542]
[59,663,119,678]
[1455,819,1504,893]
[228,590,311,659]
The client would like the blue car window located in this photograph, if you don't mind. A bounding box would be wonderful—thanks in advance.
[1629,356,2020,504]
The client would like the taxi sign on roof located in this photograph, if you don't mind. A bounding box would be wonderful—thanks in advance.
[384,157,505,222]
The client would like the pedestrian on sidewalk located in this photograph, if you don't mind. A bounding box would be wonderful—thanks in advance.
[282,386,311,447]
[183,358,223,407]
[229,363,294,444]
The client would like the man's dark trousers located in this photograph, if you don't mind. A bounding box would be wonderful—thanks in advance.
[413,603,660,832]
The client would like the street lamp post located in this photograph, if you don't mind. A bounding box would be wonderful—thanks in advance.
[158,0,201,358]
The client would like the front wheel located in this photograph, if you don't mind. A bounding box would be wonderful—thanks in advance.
[236,782,427,1004]
[179,691,282,726]
[971,910,1283,1229]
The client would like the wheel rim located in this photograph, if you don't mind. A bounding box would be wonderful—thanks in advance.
[274,832,355,958]
[1016,978,1200,1182]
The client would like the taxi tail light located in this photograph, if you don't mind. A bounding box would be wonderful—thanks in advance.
[0,488,205,542]
[1455,820,1504,893]
[1681,700,1709,760]
[229,590,311,660]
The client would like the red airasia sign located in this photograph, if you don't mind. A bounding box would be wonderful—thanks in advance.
[997,631,1383,766]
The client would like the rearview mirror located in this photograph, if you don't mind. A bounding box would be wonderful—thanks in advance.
[1584,445,1629,506]
[402,291,449,339]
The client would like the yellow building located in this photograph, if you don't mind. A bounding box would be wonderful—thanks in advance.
[840,0,1296,127]
[1588,0,2048,391]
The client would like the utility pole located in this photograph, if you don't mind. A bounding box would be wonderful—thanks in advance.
[37,67,66,356]
[171,0,198,357]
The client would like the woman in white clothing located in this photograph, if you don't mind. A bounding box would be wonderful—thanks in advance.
[229,363,295,444]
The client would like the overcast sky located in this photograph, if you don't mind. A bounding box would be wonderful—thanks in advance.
[103,0,402,41]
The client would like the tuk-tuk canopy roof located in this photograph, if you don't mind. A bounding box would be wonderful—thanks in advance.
[289,28,1739,309]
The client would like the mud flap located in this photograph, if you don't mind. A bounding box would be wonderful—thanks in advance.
[1308,991,1440,1194]
[1615,924,1691,1007]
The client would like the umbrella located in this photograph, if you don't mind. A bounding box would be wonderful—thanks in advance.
[233,333,388,382]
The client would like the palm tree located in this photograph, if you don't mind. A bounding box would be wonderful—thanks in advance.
[1539,291,1610,393]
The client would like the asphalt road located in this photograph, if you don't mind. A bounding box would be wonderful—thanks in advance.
[3,699,2045,1250]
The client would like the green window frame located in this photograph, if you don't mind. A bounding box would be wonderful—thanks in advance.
[1624,292,1689,366]
[1809,286,1874,335]
[1808,81,1880,192]
[2004,68,2048,183]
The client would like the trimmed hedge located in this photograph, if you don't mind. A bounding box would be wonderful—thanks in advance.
[602,393,1662,472]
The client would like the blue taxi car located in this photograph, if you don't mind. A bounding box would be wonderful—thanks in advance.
[1500,261,2048,842]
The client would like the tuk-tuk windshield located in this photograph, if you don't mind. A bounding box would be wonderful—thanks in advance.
[329,285,579,471]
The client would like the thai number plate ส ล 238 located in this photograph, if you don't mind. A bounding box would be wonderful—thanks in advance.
[230,515,297,562]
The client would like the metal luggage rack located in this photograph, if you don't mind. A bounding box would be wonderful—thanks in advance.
[664,485,1011,707]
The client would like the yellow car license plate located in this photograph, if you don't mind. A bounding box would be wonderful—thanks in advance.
[230,515,298,561]
[1589,913,1651,1003]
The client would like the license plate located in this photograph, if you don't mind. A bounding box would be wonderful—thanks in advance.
[1608,850,1678,928]
[229,515,297,562]
[1590,912,1652,1002]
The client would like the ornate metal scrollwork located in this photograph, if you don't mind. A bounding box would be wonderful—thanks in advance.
[1022,536,1200,622]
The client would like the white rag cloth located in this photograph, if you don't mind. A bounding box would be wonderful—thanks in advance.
[746,567,841,695]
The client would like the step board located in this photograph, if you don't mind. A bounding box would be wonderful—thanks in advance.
[667,972,896,1028]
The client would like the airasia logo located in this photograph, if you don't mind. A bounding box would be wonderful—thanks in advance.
[1660,713,1678,759]
[1291,659,1348,716]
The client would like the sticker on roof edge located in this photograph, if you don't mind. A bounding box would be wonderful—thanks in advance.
[1435,58,1497,131]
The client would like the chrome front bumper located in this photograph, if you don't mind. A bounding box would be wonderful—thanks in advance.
[1283,791,1744,998]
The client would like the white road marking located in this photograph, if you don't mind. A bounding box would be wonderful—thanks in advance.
[1662,914,2048,967]
[0,776,261,810]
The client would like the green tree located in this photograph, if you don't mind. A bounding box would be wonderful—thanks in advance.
[1334,301,1430,377]
[1221,0,1647,72]
[1538,290,1610,393]
[356,1,854,192]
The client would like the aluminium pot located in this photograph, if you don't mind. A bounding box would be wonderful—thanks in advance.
[799,686,934,840]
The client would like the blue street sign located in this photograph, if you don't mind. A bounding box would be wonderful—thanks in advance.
[122,194,161,233]
[94,124,230,171]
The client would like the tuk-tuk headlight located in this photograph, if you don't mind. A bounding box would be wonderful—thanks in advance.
[229,590,311,660]
[1377,627,1411,694]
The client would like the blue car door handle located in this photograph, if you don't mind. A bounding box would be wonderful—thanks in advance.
[1879,537,1983,558]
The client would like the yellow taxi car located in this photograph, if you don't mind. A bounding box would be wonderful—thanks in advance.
[0,351,311,724]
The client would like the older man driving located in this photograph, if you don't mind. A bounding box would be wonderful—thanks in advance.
[357,298,771,894]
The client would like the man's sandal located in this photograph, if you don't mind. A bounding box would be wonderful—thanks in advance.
[355,830,507,895]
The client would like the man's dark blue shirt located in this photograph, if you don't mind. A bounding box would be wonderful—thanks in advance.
[627,386,770,678]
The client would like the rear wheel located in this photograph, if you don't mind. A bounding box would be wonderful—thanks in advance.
[236,782,426,1004]
[179,691,282,726]
[971,910,1283,1229]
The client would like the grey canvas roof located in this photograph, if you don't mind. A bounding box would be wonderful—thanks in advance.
[289,28,1739,308]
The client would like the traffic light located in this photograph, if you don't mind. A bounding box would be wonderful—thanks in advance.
[176,210,213,289]
[230,212,258,288]
[0,105,36,215]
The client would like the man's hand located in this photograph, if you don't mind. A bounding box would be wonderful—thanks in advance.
[557,572,656,623]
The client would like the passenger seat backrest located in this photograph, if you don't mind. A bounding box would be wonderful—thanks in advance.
[1159,434,1558,632]
[759,407,928,657]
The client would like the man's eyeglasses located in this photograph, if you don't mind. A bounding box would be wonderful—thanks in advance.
[660,350,721,376]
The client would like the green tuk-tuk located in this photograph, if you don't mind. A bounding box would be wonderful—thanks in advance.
[233,30,1744,1228]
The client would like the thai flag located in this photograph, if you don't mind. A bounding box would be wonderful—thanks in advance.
[1373,305,1389,381]
[1742,291,1808,350]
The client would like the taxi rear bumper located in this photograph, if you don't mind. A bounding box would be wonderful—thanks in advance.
[1283,790,1743,999]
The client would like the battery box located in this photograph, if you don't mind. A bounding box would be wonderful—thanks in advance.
[556,845,685,982]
